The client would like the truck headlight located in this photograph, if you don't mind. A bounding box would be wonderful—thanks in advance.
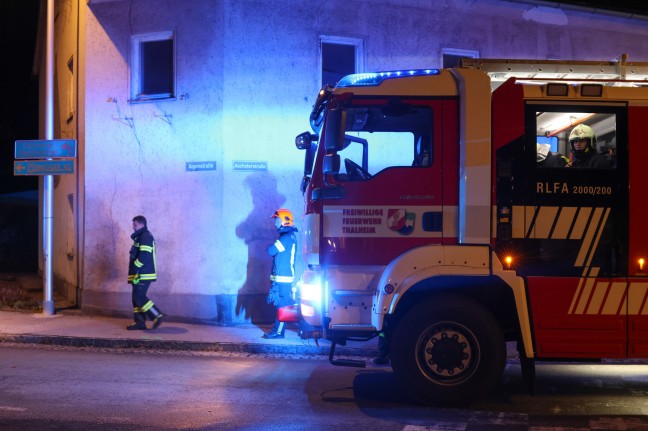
[300,269,322,303]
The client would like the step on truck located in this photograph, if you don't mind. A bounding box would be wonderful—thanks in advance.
[292,55,648,405]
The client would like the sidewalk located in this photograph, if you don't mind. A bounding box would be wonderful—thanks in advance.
[0,308,378,359]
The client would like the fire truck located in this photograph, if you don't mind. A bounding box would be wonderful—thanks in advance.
[292,55,648,405]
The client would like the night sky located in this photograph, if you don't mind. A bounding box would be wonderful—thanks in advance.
[0,1,40,195]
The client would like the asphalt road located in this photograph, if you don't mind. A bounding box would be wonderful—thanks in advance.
[1,343,648,430]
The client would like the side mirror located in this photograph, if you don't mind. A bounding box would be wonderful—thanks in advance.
[295,132,318,150]
[324,108,346,152]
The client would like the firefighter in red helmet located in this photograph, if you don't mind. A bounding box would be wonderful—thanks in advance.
[263,208,298,339]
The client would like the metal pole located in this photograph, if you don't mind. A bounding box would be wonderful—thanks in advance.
[43,0,55,315]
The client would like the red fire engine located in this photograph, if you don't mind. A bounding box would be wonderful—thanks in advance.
[292,56,648,405]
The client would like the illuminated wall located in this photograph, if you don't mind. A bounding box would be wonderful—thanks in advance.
[58,0,648,323]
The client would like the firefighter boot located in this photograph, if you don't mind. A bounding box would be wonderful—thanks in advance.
[128,306,147,330]
[127,322,147,330]
[262,321,285,339]
[148,304,164,330]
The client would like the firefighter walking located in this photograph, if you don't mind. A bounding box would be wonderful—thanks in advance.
[262,208,298,339]
[127,215,164,330]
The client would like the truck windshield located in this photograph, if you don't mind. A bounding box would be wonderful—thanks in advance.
[329,104,433,180]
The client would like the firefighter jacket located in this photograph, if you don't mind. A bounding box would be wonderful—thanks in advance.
[572,148,615,168]
[267,226,298,284]
[128,227,157,284]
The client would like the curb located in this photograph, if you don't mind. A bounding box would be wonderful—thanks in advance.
[0,333,377,358]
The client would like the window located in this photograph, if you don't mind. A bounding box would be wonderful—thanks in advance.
[130,31,175,101]
[441,48,479,69]
[66,56,74,123]
[320,36,364,87]
[534,110,617,169]
[332,104,433,181]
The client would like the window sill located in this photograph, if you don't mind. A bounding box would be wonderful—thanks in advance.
[128,96,176,104]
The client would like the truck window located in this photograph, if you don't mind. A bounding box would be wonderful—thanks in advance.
[341,131,416,174]
[334,104,433,180]
[535,111,616,169]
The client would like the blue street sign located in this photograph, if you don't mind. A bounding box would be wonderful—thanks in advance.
[15,139,77,159]
[232,160,268,171]
[186,161,217,172]
[14,160,75,176]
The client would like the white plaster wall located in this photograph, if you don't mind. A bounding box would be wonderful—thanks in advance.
[77,0,648,321]
[83,1,226,308]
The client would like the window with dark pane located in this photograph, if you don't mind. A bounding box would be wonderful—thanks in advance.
[322,43,355,87]
[141,39,174,97]
[442,54,465,69]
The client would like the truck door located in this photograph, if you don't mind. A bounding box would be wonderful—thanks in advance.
[318,98,458,266]
[497,102,629,358]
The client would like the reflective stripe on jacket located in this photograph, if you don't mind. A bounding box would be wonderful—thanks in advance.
[128,227,157,283]
[267,226,298,283]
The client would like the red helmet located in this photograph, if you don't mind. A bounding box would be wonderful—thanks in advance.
[272,208,294,227]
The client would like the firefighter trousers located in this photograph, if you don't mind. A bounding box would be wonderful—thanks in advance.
[131,281,162,323]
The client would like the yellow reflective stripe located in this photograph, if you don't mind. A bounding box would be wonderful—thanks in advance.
[134,259,144,268]
[139,274,157,280]
[141,301,154,312]
[139,245,153,253]
[128,275,136,281]
[274,240,285,252]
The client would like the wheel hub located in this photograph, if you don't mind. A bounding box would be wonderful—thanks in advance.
[421,325,475,380]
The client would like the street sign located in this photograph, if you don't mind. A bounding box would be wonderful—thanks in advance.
[14,139,77,159]
[186,161,217,172]
[14,160,75,176]
[232,160,268,171]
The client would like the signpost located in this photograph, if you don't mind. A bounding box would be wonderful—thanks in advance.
[14,136,77,316]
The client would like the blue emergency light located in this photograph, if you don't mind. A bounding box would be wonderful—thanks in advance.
[336,69,441,88]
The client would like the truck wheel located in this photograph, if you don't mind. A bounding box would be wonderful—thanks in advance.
[390,295,506,405]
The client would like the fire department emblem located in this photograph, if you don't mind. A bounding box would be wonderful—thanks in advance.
[387,209,415,235]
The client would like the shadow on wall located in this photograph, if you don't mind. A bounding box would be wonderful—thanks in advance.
[234,172,286,324]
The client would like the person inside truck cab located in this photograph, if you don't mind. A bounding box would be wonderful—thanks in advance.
[565,124,614,169]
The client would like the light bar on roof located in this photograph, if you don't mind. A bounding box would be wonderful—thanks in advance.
[336,69,440,87]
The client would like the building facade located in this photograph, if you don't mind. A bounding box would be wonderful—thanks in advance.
[45,0,648,324]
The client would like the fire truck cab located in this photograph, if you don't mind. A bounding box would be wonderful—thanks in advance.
[293,57,648,405]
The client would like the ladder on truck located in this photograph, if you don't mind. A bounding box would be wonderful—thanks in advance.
[460,54,648,88]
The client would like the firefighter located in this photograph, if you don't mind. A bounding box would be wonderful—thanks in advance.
[263,208,298,339]
[566,124,614,168]
[127,215,164,330]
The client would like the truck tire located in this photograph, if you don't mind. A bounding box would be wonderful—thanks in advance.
[390,294,506,405]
